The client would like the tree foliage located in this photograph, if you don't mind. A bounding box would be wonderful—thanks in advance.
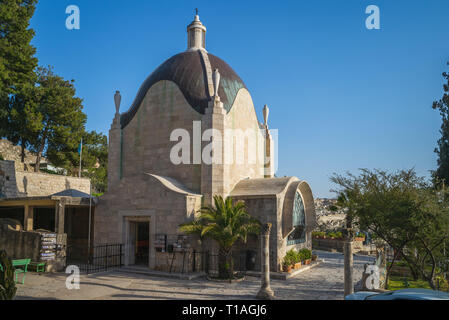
[0,250,17,300]
[25,66,86,172]
[179,195,260,279]
[79,130,108,193]
[0,0,38,137]
[432,62,449,186]
[331,168,449,289]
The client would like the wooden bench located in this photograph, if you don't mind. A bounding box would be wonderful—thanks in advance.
[12,259,31,285]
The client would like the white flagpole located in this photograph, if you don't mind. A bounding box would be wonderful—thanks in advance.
[79,138,83,178]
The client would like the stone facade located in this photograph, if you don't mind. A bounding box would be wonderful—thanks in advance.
[0,160,90,198]
[0,139,47,172]
[94,13,316,272]
[230,177,316,271]
[0,160,18,198]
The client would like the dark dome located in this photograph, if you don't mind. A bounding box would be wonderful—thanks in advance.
[120,51,247,129]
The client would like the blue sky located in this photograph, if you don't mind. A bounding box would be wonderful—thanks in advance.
[30,0,449,198]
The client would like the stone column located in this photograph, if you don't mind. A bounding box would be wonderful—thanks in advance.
[55,200,65,234]
[201,96,226,206]
[256,223,275,300]
[108,91,122,191]
[344,240,354,297]
[24,204,33,231]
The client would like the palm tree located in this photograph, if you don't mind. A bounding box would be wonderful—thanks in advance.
[179,195,261,279]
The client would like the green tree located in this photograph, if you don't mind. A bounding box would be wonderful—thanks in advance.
[331,169,428,289]
[27,66,86,172]
[179,195,260,279]
[402,187,449,289]
[79,130,108,193]
[432,62,449,186]
[5,82,38,167]
[0,0,38,137]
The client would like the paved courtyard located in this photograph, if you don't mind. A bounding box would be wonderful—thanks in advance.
[15,251,375,300]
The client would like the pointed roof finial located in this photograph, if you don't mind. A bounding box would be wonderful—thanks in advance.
[195,8,198,16]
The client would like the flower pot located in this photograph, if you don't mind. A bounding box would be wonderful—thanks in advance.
[283,265,292,273]
[355,237,365,242]
[294,262,302,270]
[304,259,311,265]
[312,254,318,262]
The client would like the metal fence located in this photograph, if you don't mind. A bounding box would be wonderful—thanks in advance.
[189,250,255,275]
[67,243,124,274]
[153,249,256,275]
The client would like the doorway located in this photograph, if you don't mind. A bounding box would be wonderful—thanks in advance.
[129,221,150,265]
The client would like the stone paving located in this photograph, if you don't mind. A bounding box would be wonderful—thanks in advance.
[15,251,375,300]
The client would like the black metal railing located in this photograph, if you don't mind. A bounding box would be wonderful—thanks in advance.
[189,250,255,275]
[67,243,124,274]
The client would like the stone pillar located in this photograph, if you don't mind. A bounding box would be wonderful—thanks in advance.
[344,240,354,297]
[108,91,122,191]
[262,105,274,178]
[24,204,33,231]
[55,200,65,234]
[256,223,275,300]
[201,97,226,206]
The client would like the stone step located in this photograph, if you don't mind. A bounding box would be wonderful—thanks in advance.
[117,266,206,280]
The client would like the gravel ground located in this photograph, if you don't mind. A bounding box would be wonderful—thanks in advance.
[15,250,375,300]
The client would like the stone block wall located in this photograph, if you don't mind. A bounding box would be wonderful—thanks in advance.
[0,160,18,198]
[0,226,40,261]
[0,139,47,172]
[14,171,90,197]
[94,173,202,245]
[120,81,203,193]
[224,89,265,196]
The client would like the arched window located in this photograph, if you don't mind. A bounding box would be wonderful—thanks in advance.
[287,191,306,245]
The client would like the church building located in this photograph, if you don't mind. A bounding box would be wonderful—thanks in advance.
[94,13,316,272]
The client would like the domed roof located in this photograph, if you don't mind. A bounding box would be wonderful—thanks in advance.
[120,50,247,128]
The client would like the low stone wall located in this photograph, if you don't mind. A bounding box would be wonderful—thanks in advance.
[0,226,40,261]
[15,171,90,197]
[312,238,364,253]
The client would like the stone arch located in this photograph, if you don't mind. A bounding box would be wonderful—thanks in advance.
[282,180,316,238]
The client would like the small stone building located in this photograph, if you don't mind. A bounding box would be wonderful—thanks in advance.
[94,13,316,272]
[0,159,95,265]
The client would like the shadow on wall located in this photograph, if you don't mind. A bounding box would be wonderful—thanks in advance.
[23,176,28,195]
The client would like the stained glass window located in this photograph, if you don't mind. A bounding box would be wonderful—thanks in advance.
[287,191,306,245]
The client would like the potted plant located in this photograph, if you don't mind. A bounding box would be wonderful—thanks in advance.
[355,232,366,242]
[294,251,302,269]
[300,248,312,265]
[283,264,292,273]
[312,254,318,262]
[283,251,295,273]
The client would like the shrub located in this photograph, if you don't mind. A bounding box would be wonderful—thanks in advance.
[312,231,325,238]
[284,249,299,266]
[0,154,3,161]
[355,232,366,238]
[299,248,312,261]
[0,250,17,300]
